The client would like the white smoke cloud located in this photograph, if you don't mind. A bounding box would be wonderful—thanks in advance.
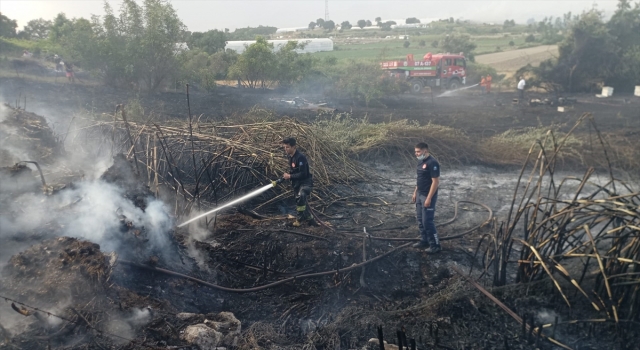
[0,179,174,258]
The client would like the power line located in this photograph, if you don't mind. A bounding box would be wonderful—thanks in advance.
[0,294,161,349]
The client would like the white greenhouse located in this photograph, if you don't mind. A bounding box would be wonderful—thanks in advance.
[225,38,333,54]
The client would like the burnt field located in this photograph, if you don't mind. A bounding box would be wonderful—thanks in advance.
[1,77,640,350]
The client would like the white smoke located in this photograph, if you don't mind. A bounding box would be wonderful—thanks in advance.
[0,180,173,255]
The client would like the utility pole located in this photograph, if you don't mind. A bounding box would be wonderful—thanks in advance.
[325,0,329,21]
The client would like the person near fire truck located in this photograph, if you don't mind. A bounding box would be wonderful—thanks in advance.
[282,137,316,227]
[517,76,526,102]
[480,76,487,93]
[411,142,441,254]
[485,75,492,93]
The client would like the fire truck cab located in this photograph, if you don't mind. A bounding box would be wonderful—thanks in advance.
[381,53,467,94]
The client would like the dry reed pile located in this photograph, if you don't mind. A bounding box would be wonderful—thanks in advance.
[314,115,480,165]
[94,108,368,216]
[477,113,640,323]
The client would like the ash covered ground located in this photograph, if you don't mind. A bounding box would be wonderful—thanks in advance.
[1,78,639,349]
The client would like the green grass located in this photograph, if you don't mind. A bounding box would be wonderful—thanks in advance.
[0,38,63,58]
[311,33,534,61]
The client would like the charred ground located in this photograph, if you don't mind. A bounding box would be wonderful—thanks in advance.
[1,78,639,350]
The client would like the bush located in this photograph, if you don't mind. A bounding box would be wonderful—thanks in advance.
[509,40,515,46]
[329,61,408,106]
[431,40,439,48]
[525,34,536,42]
[466,62,502,84]
[403,41,410,48]
[419,40,426,47]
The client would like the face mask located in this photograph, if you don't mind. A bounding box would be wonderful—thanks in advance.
[417,154,426,161]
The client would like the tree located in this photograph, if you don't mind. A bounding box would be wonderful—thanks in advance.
[316,18,325,28]
[20,19,52,40]
[366,20,372,27]
[188,30,227,54]
[419,40,426,47]
[228,37,313,89]
[403,40,410,48]
[525,34,536,42]
[341,21,352,30]
[375,17,382,25]
[228,26,277,40]
[65,0,186,91]
[332,61,406,106]
[308,21,316,30]
[49,13,72,41]
[229,37,276,88]
[440,34,477,61]
[0,13,18,38]
[323,20,335,31]
[503,19,516,28]
[406,17,421,24]
[509,40,515,46]
[357,19,367,29]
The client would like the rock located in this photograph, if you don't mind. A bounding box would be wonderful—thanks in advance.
[176,312,199,321]
[181,324,223,350]
[204,312,242,347]
[367,338,399,350]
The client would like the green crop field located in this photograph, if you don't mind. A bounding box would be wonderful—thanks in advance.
[311,33,534,61]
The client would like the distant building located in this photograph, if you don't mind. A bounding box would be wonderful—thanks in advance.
[225,38,333,54]
[275,27,310,33]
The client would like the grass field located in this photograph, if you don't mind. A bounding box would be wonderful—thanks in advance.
[311,33,535,61]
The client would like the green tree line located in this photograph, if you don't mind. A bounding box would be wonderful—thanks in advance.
[519,0,640,92]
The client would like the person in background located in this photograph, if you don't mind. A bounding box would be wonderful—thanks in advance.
[64,62,75,83]
[480,76,487,93]
[517,76,526,102]
[486,75,492,93]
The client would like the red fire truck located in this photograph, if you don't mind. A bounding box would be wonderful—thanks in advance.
[381,53,467,94]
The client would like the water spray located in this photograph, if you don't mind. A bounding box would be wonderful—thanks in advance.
[437,83,479,97]
[177,179,284,228]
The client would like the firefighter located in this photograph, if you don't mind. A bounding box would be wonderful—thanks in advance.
[282,137,315,227]
[411,142,441,254]
[485,75,492,93]
[480,76,487,93]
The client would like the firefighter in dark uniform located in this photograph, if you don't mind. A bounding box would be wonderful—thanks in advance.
[411,142,441,253]
[282,137,315,227]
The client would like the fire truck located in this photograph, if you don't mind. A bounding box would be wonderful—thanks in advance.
[381,53,467,94]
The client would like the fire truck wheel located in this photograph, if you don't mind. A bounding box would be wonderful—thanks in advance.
[410,80,423,94]
[448,80,460,90]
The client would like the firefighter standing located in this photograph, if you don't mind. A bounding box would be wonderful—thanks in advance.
[411,142,441,254]
[480,76,487,93]
[282,137,315,227]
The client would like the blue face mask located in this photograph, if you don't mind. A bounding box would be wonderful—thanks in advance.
[417,154,426,161]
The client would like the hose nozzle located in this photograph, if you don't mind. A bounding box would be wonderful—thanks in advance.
[271,178,284,187]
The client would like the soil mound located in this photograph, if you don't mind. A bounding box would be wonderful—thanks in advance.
[0,104,64,165]
[1,237,112,304]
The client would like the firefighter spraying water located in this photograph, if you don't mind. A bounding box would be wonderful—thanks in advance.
[177,137,317,228]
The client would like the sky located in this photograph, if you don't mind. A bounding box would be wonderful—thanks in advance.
[1,0,623,32]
